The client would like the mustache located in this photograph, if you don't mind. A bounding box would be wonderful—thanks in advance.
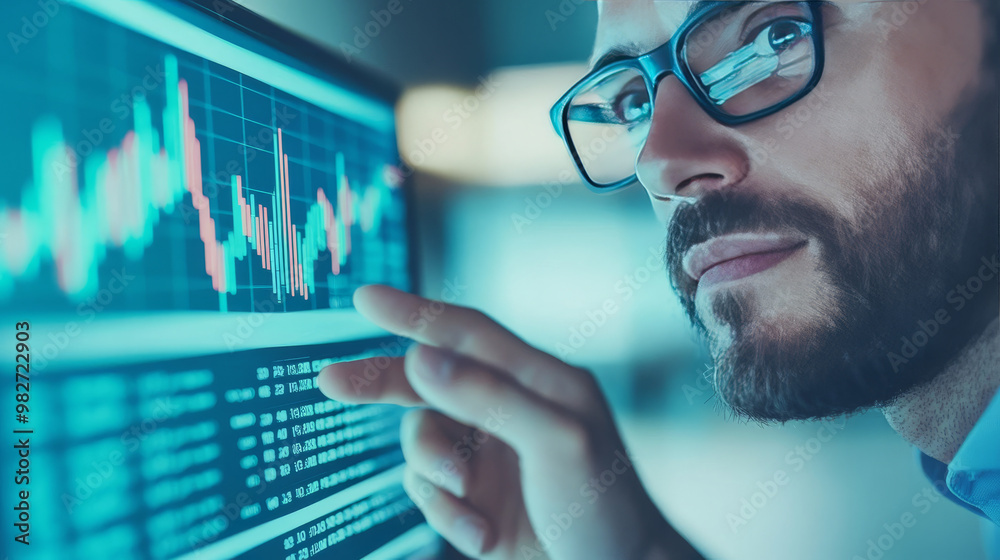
[666,189,841,263]
[665,190,843,302]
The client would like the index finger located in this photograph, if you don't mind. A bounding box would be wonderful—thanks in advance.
[317,355,424,407]
[352,285,594,411]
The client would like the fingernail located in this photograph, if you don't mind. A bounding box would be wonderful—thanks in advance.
[412,345,454,383]
[452,515,487,555]
[437,459,466,498]
[316,366,339,397]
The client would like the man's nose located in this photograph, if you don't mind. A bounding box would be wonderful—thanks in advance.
[635,76,750,199]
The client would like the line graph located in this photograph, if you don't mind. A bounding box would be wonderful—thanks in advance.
[0,45,409,313]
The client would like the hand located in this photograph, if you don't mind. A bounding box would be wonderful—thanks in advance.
[318,285,702,560]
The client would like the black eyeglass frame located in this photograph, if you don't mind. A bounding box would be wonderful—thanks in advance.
[549,1,827,193]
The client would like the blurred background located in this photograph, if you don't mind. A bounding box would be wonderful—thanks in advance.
[233,1,988,558]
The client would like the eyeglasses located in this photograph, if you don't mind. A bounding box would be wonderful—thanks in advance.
[550,1,826,192]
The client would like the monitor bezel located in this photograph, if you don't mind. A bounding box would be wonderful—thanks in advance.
[177,0,401,105]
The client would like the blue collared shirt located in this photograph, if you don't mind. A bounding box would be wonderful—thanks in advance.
[921,386,1000,558]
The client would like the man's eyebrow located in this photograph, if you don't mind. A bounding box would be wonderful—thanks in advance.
[588,0,720,71]
[589,43,645,71]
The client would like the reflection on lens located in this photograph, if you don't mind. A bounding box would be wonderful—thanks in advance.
[685,2,816,116]
[565,67,650,186]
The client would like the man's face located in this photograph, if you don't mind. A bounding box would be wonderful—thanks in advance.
[592,1,999,421]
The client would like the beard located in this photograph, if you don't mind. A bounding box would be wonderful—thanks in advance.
[665,87,999,423]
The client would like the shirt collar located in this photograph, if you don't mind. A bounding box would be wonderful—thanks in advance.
[950,384,1000,473]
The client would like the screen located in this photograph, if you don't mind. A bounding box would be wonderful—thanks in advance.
[0,0,436,558]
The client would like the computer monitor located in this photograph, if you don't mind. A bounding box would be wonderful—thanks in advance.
[0,0,441,557]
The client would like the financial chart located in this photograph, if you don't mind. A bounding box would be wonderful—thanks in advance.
[0,1,435,559]
[0,0,410,313]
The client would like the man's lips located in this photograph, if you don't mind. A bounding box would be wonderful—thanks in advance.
[682,233,808,289]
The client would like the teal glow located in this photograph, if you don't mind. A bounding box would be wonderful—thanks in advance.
[68,0,395,131]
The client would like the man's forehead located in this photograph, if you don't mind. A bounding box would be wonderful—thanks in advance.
[592,0,693,67]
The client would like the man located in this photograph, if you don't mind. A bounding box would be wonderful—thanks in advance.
[318,1,1000,558]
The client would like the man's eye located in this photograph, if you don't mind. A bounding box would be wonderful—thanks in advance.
[611,87,651,125]
[765,18,810,52]
[747,17,811,54]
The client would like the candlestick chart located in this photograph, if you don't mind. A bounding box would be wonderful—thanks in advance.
[0,19,409,313]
